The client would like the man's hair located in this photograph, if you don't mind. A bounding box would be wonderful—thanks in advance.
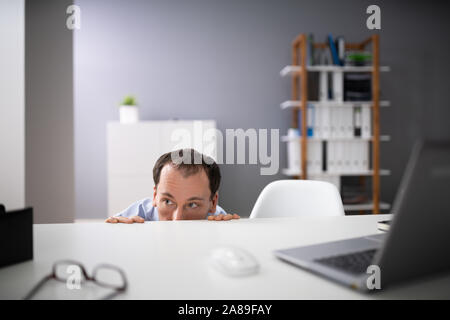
[153,148,221,199]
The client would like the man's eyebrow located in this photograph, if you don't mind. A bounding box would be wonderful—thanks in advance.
[187,196,206,201]
[161,192,175,199]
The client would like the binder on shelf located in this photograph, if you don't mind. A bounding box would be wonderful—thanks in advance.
[327,34,342,66]
[306,140,313,172]
[333,106,347,139]
[319,71,328,102]
[287,128,301,172]
[361,105,372,138]
[340,142,347,172]
[321,105,331,139]
[353,106,362,137]
[346,107,354,138]
[327,141,335,173]
[335,36,345,65]
[354,141,362,171]
[338,107,346,139]
[307,104,314,137]
[308,140,323,174]
[343,142,352,172]
[361,141,369,171]
[344,107,350,139]
[350,141,359,172]
[318,45,333,66]
[349,140,370,172]
[332,71,344,103]
[316,141,324,173]
[314,105,322,138]
[286,135,323,175]
[336,141,344,173]
[297,104,314,138]
[329,107,337,139]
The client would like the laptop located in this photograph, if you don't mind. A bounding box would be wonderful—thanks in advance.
[274,140,450,290]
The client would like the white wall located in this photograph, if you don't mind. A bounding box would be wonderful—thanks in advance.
[0,0,25,211]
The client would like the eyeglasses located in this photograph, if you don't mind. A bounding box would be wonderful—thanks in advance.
[23,260,128,300]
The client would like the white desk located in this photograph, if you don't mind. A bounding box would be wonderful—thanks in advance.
[1,215,450,299]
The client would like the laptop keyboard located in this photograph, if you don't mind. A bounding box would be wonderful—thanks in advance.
[314,249,378,275]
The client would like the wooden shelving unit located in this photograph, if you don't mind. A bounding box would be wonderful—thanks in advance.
[281,34,390,214]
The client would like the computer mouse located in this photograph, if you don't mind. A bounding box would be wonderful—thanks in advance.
[209,246,259,276]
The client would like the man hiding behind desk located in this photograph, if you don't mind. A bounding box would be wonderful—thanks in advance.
[105,148,239,223]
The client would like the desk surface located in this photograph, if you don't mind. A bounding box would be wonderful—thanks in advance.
[1,215,450,299]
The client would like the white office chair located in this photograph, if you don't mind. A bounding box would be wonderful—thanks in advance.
[249,180,345,218]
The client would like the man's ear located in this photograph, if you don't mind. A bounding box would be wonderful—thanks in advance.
[152,186,157,207]
[209,192,218,213]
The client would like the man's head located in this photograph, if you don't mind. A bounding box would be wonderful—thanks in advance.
[152,149,221,220]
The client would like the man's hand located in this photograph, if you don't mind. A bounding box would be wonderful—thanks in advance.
[207,214,240,221]
[105,216,145,224]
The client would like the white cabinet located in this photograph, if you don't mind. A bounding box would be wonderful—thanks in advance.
[107,120,217,216]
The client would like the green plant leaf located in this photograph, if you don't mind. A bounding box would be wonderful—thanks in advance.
[121,95,137,106]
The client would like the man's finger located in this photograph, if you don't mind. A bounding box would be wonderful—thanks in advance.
[116,216,134,224]
[214,214,224,221]
[105,217,118,223]
[131,216,145,223]
[207,215,215,221]
[232,214,240,219]
[223,214,233,221]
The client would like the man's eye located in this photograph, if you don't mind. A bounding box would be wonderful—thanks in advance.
[164,199,174,205]
[188,203,199,209]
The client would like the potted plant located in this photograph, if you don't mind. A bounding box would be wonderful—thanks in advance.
[119,95,139,123]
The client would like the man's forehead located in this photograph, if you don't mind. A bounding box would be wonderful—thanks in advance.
[157,164,210,196]
[160,163,208,180]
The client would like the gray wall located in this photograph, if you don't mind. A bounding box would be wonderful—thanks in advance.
[74,0,450,219]
[26,0,75,223]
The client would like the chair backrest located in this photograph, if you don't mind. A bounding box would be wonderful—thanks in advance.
[249,180,345,218]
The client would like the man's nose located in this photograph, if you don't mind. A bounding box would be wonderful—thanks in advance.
[172,208,184,220]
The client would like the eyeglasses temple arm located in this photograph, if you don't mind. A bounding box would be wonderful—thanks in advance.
[23,275,53,300]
